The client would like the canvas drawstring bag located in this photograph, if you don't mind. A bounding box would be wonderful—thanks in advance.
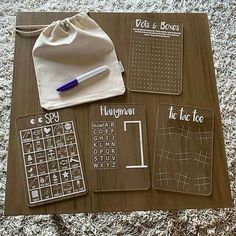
[16,13,125,110]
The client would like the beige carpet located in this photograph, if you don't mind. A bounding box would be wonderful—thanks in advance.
[0,0,235,235]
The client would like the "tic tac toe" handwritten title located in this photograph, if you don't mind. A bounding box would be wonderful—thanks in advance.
[168,106,204,123]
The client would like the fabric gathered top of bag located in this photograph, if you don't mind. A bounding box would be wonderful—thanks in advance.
[16,13,126,110]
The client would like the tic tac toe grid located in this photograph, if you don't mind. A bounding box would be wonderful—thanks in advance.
[17,110,87,206]
[5,12,232,215]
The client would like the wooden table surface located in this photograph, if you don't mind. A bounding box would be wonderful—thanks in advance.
[5,12,232,215]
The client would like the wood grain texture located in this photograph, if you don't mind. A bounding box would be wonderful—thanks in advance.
[5,12,232,215]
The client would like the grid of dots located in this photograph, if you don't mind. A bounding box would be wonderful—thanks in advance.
[129,33,183,94]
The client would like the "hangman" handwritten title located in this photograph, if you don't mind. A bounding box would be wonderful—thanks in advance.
[100,106,135,119]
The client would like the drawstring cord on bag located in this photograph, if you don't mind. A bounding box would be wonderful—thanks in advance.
[15,15,85,37]
[15,25,48,37]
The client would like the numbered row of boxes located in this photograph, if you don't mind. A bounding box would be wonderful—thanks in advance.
[29,179,85,203]
[20,122,74,142]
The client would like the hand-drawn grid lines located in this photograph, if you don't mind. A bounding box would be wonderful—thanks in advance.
[154,168,172,187]
[159,124,211,142]
[154,123,213,195]
[175,171,190,190]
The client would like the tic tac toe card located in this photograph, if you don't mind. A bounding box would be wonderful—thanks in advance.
[128,19,183,95]
[16,109,87,206]
[153,104,214,195]
[90,104,150,192]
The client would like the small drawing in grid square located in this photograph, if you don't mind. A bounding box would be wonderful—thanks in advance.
[69,156,80,168]
[28,177,39,189]
[154,168,172,187]
[21,130,32,142]
[37,163,48,175]
[50,172,60,185]
[41,187,52,200]
[175,148,191,166]
[48,160,59,172]
[32,128,43,140]
[62,182,73,195]
[73,179,85,192]
[194,151,210,169]
[43,126,53,137]
[65,133,75,145]
[23,142,33,154]
[26,165,37,177]
[33,139,44,152]
[35,151,46,163]
[46,148,56,161]
[157,147,172,164]
[194,173,210,193]
[30,189,40,202]
[56,146,67,158]
[178,125,191,142]
[55,135,65,147]
[52,184,63,197]
[25,153,35,165]
[175,171,190,190]
[53,124,63,135]
[44,138,55,149]
[63,122,73,133]
[194,127,213,145]
[59,158,70,170]
[39,175,50,187]
[67,144,77,156]
[71,167,82,180]
[159,124,176,141]
[60,170,71,182]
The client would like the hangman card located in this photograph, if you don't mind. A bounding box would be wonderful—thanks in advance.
[90,104,150,192]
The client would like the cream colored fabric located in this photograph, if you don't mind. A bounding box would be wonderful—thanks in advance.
[32,13,125,110]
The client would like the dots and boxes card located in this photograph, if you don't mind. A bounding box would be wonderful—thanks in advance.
[128,19,183,95]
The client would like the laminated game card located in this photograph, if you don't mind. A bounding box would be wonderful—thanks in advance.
[16,109,87,206]
[128,18,183,95]
[153,104,214,195]
[90,104,150,192]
